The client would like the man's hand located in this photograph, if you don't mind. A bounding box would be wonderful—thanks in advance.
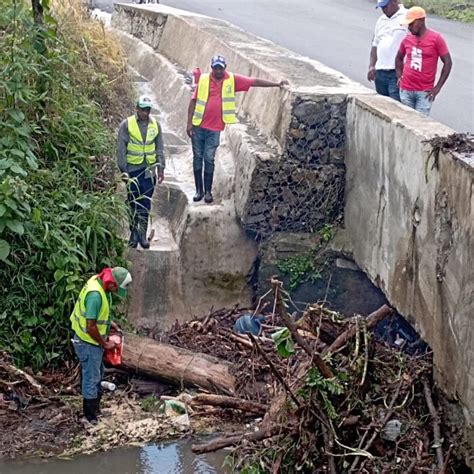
[426,86,440,102]
[121,172,129,184]
[157,171,164,184]
[367,67,376,82]
[279,80,289,89]
[186,124,193,138]
[103,339,117,350]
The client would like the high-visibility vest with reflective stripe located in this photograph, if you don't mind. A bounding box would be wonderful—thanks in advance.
[126,115,159,166]
[192,73,237,126]
[70,276,110,346]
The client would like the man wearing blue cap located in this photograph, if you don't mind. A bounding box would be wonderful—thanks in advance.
[187,55,288,204]
[117,96,165,249]
[368,0,407,101]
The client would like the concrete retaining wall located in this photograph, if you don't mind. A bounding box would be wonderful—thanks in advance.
[112,3,473,440]
[112,3,368,236]
[345,94,473,440]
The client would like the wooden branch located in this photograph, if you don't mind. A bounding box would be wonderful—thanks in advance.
[191,394,267,415]
[192,425,281,454]
[349,377,404,472]
[248,332,301,408]
[270,278,334,379]
[323,304,392,356]
[423,379,444,471]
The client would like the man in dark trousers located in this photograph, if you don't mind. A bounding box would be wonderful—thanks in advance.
[117,96,165,249]
[187,55,288,204]
[368,0,407,101]
[71,267,132,424]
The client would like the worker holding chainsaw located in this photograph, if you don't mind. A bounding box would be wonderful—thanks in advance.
[70,267,132,424]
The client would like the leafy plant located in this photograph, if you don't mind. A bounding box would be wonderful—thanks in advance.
[0,0,130,370]
[271,327,295,358]
[301,368,344,420]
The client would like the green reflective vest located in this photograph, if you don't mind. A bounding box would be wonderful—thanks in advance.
[70,276,110,346]
[192,73,237,127]
[126,115,159,166]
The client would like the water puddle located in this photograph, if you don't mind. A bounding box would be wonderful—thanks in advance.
[0,439,229,474]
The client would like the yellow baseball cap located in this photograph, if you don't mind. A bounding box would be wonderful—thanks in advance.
[401,6,427,24]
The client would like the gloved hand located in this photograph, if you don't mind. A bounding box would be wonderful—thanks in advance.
[121,172,129,184]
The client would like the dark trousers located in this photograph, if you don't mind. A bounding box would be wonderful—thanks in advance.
[127,168,156,239]
[191,126,221,176]
[375,69,400,102]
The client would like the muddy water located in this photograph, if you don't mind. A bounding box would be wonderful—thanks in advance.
[0,439,229,474]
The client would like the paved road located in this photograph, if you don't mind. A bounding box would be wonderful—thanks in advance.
[104,0,474,131]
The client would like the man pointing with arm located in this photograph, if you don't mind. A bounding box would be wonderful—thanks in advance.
[187,55,288,204]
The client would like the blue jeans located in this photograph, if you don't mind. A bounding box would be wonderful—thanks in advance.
[73,335,104,399]
[127,167,156,237]
[400,89,432,115]
[191,127,221,175]
[375,70,400,101]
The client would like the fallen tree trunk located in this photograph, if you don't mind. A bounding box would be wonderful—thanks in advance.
[191,393,267,415]
[121,333,236,395]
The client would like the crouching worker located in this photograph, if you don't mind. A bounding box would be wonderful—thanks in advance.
[70,266,132,424]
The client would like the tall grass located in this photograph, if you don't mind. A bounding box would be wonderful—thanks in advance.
[0,0,133,369]
[404,0,474,22]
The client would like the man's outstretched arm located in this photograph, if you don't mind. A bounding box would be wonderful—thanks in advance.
[252,78,289,88]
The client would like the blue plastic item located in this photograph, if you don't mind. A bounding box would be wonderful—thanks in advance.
[233,313,266,336]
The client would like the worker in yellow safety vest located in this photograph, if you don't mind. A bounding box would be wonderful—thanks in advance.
[71,267,132,424]
[117,96,165,249]
[187,55,288,203]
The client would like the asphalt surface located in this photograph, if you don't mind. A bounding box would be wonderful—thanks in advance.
[101,0,474,131]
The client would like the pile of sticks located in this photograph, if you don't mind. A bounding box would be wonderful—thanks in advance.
[156,280,463,473]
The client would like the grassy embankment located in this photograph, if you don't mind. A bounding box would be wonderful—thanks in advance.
[404,0,474,22]
[0,0,133,370]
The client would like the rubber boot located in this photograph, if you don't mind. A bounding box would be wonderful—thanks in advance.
[128,228,138,248]
[193,170,204,202]
[204,172,214,204]
[138,218,150,249]
[83,398,98,424]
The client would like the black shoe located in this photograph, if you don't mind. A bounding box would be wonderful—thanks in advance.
[204,191,213,203]
[138,231,150,249]
[138,220,150,249]
[193,191,204,202]
[193,170,204,202]
[203,172,214,204]
[83,398,98,424]
[128,229,138,248]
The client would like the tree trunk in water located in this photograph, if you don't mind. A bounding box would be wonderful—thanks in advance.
[121,333,236,395]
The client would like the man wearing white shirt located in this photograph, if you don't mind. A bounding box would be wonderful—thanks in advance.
[368,0,407,101]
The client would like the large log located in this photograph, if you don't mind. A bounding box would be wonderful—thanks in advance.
[121,333,236,395]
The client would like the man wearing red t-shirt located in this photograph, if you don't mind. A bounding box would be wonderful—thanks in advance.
[396,7,452,115]
[187,55,288,203]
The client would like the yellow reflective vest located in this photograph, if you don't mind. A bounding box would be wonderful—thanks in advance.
[192,73,237,126]
[126,115,159,166]
[70,276,110,346]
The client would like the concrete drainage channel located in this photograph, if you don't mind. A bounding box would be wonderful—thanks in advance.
[110,2,473,452]
[20,2,467,470]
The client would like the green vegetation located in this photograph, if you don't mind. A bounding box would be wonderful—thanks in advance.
[405,0,474,22]
[0,0,131,369]
[276,225,334,290]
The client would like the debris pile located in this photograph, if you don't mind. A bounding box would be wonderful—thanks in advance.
[151,280,466,473]
[0,280,468,470]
